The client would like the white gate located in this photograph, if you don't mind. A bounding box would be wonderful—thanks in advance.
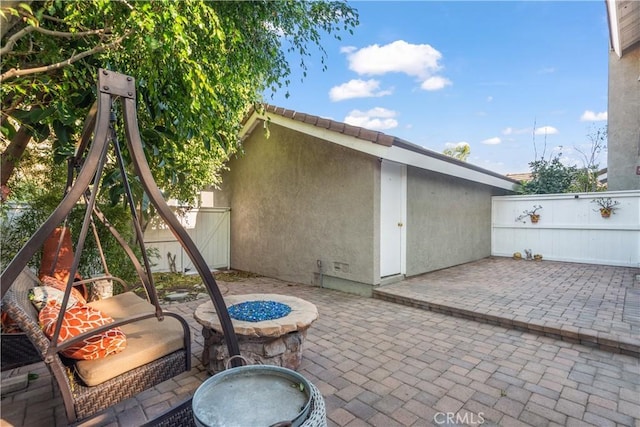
[144,207,230,272]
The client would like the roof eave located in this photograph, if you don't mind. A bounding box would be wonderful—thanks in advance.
[606,0,640,58]
[241,109,519,192]
[606,0,623,57]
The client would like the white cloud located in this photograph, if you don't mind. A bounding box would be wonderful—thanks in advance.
[482,137,502,145]
[344,107,398,130]
[340,46,357,54]
[420,76,452,91]
[502,127,513,135]
[580,110,607,121]
[329,79,393,102]
[343,40,450,91]
[534,126,558,135]
[487,96,493,103]
[538,67,556,74]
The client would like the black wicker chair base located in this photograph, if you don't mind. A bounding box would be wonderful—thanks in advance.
[1,332,42,371]
[141,397,196,427]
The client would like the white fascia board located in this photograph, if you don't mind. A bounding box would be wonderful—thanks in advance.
[243,112,517,192]
[384,146,517,191]
[240,113,262,140]
[606,0,622,57]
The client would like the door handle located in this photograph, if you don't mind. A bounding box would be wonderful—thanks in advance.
[397,222,403,227]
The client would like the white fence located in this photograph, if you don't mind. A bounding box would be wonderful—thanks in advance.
[1,203,230,274]
[492,190,640,267]
[144,207,230,272]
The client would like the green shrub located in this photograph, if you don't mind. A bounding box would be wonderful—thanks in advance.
[1,192,150,286]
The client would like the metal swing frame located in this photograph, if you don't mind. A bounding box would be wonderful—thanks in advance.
[1,69,241,408]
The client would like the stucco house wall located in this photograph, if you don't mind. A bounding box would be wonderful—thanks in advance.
[406,168,509,275]
[214,105,517,295]
[215,123,379,289]
[607,47,640,191]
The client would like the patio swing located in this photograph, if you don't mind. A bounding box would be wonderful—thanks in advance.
[0,69,241,424]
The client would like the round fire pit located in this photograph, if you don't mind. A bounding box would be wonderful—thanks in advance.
[194,294,318,373]
[228,300,292,322]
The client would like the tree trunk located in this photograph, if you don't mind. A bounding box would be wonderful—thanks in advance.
[1,126,32,187]
[0,1,34,39]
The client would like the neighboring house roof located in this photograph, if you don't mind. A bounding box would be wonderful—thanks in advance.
[606,0,640,57]
[505,172,533,183]
[241,105,519,191]
[598,167,608,185]
[505,169,609,185]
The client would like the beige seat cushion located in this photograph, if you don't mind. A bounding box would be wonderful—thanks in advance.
[87,292,154,319]
[75,293,185,386]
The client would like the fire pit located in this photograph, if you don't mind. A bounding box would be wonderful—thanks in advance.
[194,294,318,373]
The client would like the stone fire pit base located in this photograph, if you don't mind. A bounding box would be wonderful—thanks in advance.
[201,327,309,373]
[194,294,318,374]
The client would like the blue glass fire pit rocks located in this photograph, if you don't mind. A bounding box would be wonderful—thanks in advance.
[228,300,292,322]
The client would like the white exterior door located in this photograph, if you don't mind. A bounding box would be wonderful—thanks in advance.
[380,160,406,277]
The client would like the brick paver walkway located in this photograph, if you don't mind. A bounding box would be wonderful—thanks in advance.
[1,261,639,426]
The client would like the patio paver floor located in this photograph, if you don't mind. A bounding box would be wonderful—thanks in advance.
[1,258,639,426]
[375,257,640,356]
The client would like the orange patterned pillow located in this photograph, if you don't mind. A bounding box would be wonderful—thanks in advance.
[39,301,126,360]
[41,275,87,305]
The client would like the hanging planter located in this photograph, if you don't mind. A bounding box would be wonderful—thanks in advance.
[592,197,620,219]
[516,205,542,224]
[599,208,612,218]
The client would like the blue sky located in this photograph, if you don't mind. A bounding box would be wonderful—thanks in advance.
[266,1,610,175]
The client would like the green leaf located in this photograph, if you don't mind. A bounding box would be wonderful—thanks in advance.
[1,121,17,140]
[18,3,34,14]
[52,120,70,146]
[11,110,32,121]
[31,122,50,143]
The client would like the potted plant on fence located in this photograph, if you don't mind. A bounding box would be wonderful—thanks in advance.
[516,205,543,224]
[592,197,620,218]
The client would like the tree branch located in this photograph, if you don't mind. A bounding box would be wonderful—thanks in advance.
[0,33,128,83]
[0,26,35,56]
[1,25,107,56]
[1,125,32,187]
[41,14,66,24]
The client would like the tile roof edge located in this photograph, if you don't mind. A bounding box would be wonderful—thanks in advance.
[243,104,520,184]
[244,104,394,147]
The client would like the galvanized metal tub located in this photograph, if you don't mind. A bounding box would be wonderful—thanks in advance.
[192,365,312,427]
